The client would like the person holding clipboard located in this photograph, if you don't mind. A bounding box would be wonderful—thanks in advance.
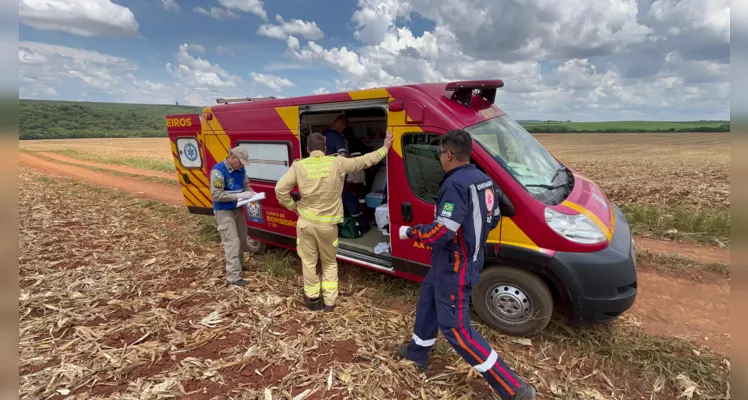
[210,147,258,287]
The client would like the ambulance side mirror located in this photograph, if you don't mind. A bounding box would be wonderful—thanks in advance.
[498,192,515,217]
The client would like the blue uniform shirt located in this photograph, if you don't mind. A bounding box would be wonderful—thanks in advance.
[407,164,501,267]
[322,127,346,156]
[211,160,247,210]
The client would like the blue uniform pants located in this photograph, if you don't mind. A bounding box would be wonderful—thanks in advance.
[406,258,525,399]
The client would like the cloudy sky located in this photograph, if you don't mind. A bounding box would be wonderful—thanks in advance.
[18,0,731,121]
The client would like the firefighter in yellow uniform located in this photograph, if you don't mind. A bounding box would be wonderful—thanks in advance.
[275,131,394,311]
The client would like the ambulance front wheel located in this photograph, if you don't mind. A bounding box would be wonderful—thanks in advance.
[246,236,267,254]
[473,266,553,336]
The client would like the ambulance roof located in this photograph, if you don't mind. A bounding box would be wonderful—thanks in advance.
[208,81,508,131]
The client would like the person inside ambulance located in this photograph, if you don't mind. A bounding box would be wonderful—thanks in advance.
[209,147,256,287]
[395,130,536,400]
[322,114,348,156]
[275,131,394,312]
[338,148,370,234]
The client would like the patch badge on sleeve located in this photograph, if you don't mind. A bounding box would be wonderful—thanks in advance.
[485,188,495,211]
[212,171,223,188]
[441,202,454,218]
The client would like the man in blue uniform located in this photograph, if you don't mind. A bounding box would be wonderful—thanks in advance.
[210,147,257,287]
[322,115,348,155]
[395,130,535,400]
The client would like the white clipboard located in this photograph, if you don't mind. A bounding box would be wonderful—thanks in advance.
[237,192,266,208]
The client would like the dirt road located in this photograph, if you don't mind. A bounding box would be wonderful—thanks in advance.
[36,152,176,180]
[19,153,184,205]
[19,151,731,354]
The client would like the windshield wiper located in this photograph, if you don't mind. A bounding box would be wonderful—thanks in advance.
[550,166,566,184]
[524,183,567,189]
[525,166,570,190]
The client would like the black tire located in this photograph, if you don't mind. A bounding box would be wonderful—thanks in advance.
[246,236,267,254]
[473,265,553,336]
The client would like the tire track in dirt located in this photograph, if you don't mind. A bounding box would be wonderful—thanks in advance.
[36,152,177,181]
[19,151,730,354]
[633,237,729,265]
[19,153,185,206]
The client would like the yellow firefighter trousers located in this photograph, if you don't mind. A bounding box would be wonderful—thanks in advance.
[296,217,339,306]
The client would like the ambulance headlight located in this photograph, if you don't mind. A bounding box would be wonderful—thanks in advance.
[544,207,607,244]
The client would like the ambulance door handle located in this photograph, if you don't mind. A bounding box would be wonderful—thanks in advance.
[292,192,300,202]
[401,202,413,223]
[183,173,191,184]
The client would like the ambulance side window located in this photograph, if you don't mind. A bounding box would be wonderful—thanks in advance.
[402,133,444,204]
[236,141,292,182]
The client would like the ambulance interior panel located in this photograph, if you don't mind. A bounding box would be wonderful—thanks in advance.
[298,107,391,258]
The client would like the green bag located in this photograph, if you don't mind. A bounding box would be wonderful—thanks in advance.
[338,216,362,239]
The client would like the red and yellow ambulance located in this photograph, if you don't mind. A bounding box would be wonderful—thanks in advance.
[165,80,637,336]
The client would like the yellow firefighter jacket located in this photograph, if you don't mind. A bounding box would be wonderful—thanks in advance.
[275,148,387,225]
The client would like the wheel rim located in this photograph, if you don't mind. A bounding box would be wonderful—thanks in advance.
[246,237,262,253]
[486,283,533,325]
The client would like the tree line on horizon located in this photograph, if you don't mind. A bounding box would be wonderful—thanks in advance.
[19,100,730,140]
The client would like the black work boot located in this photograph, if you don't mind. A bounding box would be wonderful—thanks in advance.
[511,384,536,400]
[303,295,322,311]
[323,303,335,312]
[395,344,427,373]
[231,279,247,287]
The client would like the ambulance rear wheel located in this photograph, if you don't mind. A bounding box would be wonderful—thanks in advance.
[246,236,267,254]
[473,266,553,336]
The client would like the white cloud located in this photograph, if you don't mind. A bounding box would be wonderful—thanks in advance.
[19,41,142,100]
[287,36,301,50]
[189,44,207,54]
[167,44,243,91]
[351,0,408,45]
[313,87,329,95]
[283,0,730,120]
[18,0,731,121]
[19,41,137,95]
[20,0,140,37]
[217,0,267,20]
[216,45,234,56]
[161,0,180,12]
[249,72,294,92]
[194,6,239,21]
[257,15,324,41]
[18,41,260,106]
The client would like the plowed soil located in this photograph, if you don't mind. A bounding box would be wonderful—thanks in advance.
[19,151,730,354]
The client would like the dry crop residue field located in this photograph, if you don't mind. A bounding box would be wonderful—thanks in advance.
[535,132,730,209]
[20,138,175,166]
[18,133,731,400]
[19,132,731,209]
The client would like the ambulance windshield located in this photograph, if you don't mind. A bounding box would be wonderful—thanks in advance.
[465,114,570,204]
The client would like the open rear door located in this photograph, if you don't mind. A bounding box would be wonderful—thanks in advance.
[166,113,214,214]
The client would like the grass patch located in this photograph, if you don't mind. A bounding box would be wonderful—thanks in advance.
[621,203,730,247]
[131,200,181,218]
[196,216,221,244]
[261,249,296,278]
[54,148,176,173]
[637,250,730,278]
[34,175,55,184]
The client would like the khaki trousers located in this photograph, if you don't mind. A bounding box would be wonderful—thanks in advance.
[296,217,339,306]
[215,208,249,283]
